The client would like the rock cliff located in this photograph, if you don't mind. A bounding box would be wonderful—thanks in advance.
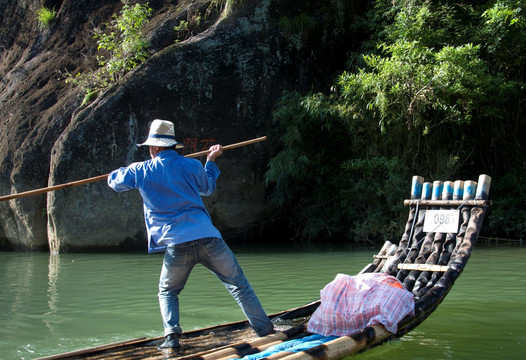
[0,0,362,251]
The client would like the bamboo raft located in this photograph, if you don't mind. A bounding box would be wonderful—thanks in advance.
[37,174,491,360]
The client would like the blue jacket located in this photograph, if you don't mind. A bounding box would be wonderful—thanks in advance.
[107,150,222,253]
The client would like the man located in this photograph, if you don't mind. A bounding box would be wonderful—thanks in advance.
[107,119,274,350]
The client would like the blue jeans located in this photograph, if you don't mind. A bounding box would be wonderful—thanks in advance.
[158,237,273,337]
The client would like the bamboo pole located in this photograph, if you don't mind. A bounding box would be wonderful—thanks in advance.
[202,339,287,360]
[276,325,391,360]
[0,136,267,202]
[35,337,147,360]
[143,325,307,360]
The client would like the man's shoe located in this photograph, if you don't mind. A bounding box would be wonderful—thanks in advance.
[157,333,180,350]
[257,326,275,337]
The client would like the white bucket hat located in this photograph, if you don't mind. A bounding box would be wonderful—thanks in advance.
[137,119,184,148]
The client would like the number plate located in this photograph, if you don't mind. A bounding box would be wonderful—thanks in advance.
[423,210,460,233]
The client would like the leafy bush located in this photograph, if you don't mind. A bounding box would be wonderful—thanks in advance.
[66,0,152,105]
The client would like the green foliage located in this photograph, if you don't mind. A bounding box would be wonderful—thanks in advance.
[265,91,409,244]
[95,1,152,78]
[267,0,526,244]
[65,1,152,103]
[481,0,526,79]
[341,1,491,136]
[341,42,490,138]
[36,6,57,28]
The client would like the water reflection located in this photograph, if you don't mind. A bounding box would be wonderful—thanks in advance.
[1,254,44,331]
[0,253,47,358]
[44,254,60,334]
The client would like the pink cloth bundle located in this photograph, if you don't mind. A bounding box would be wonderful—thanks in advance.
[307,273,415,336]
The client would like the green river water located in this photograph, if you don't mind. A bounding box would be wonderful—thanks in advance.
[0,246,524,360]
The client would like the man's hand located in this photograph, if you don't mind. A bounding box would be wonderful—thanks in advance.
[207,144,223,162]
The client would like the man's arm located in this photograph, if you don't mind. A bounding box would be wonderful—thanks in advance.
[198,145,223,196]
[107,166,138,192]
